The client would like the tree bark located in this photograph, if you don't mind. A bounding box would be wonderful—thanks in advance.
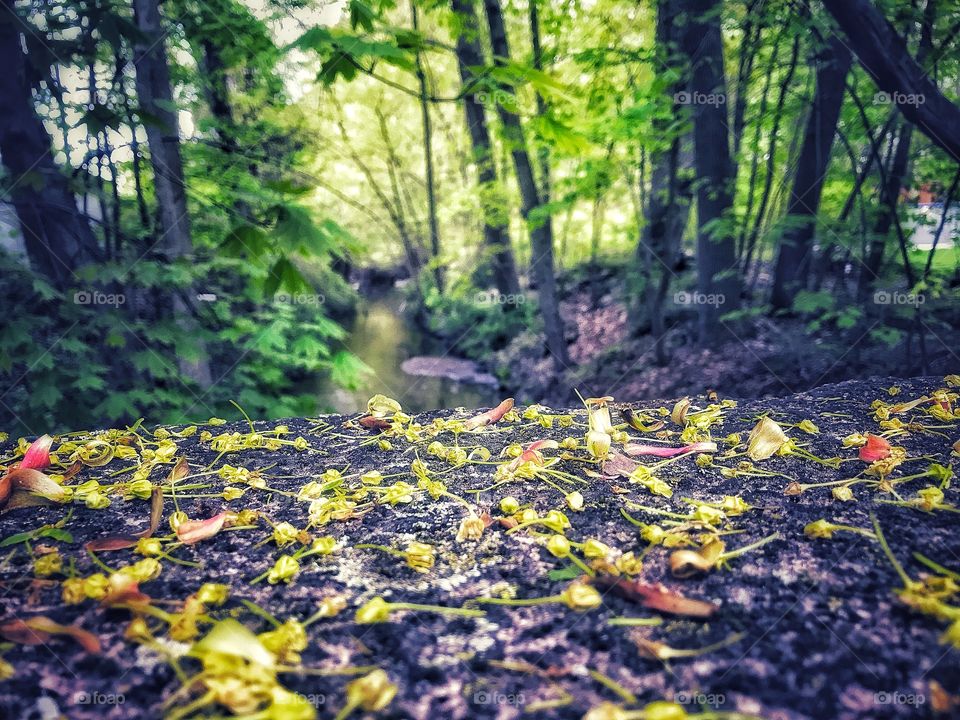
[0,0,100,289]
[132,0,212,387]
[677,0,741,345]
[636,0,694,364]
[483,0,569,369]
[450,0,521,297]
[770,36,851,310]
[821,0,960,162]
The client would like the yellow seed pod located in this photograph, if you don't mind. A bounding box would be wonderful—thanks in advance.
[267,555,300,584]
[169,510,188,533]
[499,496,520,514]
[62,577,87,605]
[355,597,391,624]
[546,534,571,558]
[582,539,610,559]
[561,582,602,611]
[135,538,163,557]
[34,551,62,578]
[195,583,230,606]
[346,669,398,712]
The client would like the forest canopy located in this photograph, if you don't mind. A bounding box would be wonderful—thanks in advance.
[0,0,958,434]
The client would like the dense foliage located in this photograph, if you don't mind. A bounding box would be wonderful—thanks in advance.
[1,0,959,433]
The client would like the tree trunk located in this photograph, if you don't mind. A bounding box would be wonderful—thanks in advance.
[411,0,443,293]
[636,0,694,364]
[483,0,569,369]
[821,0,960,162]
[132,0,212,388]
[0,0,100,289]
[770,36,851,310]
[450,0,521,297]
[677,0,741,346]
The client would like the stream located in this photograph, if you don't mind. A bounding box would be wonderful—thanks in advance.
[315,287,501,413]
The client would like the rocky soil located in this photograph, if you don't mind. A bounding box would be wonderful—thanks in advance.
[1,377,959,720]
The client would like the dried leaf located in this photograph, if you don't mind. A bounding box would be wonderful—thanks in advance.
[24,617,101,654]
[168,458,190,484]
[465,398,514,430]
[86,488,163,552]
[670,398,691,425]
[622,409,664,433]
[60,461,83,482]
[747,416,788,461]
[669,539,725,579]
[177,512,228,545]
[601,452,640,478]
[4,468,66,502]
[0,616,100,654]
[359,415,391,430]
[592,576,717,618]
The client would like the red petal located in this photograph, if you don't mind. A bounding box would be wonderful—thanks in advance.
[859,433,891,462]
[20,434,53,470]
[177,512,227,545]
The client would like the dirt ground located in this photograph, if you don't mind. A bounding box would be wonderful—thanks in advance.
[1,376,959,720]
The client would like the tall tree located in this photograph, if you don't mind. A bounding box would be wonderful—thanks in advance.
[482,0,569,369]
[677,0,741,345]
[770,35,851,309]
[132,0,212,387]
[637,0,693,363]
[0,0,100,289]
[451,0,520,297]
[411,0,443,292]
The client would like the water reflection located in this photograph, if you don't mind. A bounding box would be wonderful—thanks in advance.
[316,289,499,413]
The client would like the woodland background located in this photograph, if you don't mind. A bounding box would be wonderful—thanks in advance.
[1,0,959,434]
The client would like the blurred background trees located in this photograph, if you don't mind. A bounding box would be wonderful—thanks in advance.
[1,0,958,432]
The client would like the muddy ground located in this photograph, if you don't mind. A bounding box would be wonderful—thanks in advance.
[1,376,958,720]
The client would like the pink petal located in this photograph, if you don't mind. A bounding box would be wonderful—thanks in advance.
[624,441,717,458]
[176,512,228,545]
[20,434,53,470]
[859,434,891,462]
